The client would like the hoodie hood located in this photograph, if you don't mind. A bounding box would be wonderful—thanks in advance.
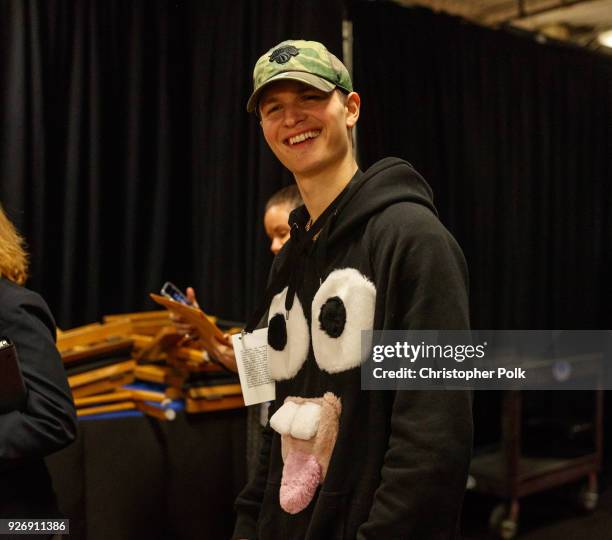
[324,157,437,246]
[285,157,437,255]
[289,158,436,249]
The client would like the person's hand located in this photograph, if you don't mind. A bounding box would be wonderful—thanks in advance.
[170,288,238,373]
[209,333,238,373]
[185,287,199,308]
[170,286,199,337]
[183,289,237,371]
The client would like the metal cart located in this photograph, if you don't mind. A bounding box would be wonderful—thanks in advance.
[468,389,603,538]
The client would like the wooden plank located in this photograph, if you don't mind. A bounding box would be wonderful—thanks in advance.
[132,334,154,349]
[185,395,244,413]
[166,352,220,373]
[68,360,136,388]
[57,319,133,350]
[187,384,242,399]
[77,401,136,417]
[174,346,209,364]
[134,326,182,361]
[57,322,101,336]
[74,391,133,407]
[134,365,188,388]
[131,321,173,336]
[104,310,169,322]
[134,365,171,384]
[70,373,135,398]
[56,323,102,346]
[135,401,176,421]
[74,387,170,407]
[61,339,133,364]
[129,387,169,404]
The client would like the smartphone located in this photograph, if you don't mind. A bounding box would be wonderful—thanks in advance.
[161,281,191,305]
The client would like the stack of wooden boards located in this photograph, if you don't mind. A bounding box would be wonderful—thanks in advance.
[56,310,244,419]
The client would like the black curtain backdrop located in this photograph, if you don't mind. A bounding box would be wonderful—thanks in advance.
[0,0,343,328]
[353,2,612,330]
[2,0,611,332]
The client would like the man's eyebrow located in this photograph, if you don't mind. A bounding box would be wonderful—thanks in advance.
[259,95,279,108]
[298,87,321,95]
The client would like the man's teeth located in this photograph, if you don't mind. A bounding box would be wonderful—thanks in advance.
[289,130,320,145]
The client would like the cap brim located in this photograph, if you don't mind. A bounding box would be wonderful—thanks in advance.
[246,71,336,113]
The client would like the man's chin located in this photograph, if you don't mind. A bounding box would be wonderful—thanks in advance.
[279,157,325,178]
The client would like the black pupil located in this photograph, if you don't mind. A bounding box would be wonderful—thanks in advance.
[319,296,346,338]
[268,313,288,351]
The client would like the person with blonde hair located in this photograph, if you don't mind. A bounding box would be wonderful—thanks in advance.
[0,205,29,285]
[0,204,77,526]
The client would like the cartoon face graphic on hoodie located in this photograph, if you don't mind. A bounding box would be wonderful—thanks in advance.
[267,268,376,513]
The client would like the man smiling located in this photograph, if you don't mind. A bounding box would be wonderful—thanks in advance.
[257,83,359,221]
[233,40,472,540]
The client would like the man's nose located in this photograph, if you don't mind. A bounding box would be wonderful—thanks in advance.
[283,104,305,127]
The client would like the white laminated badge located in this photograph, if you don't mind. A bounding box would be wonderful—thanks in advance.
[232,328,275,406]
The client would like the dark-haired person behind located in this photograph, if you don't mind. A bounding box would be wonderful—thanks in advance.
[263,185,303,256]
[0,204,77,528]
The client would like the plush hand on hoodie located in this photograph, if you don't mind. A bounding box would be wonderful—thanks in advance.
[269,392,342,514]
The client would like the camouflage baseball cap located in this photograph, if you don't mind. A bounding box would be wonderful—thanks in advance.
[246,39,353,113]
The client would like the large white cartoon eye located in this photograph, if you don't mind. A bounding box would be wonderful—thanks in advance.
[267,287,309,380]
[311,268,376,374]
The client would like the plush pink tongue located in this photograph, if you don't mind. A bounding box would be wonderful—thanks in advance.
[279,450,321,514]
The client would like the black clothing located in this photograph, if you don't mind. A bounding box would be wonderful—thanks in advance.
[234,158,473,540]
[0,278,77,517]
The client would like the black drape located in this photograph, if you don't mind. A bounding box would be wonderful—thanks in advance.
[2,0,610,331]
[353,2,612,330]
[0,0,343,327]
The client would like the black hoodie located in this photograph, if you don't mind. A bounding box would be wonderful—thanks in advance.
[234,158,473,540]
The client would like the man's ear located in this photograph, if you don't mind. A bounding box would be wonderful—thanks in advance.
[345,92,360,128]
